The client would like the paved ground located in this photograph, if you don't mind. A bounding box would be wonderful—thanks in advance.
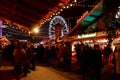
[0,58,119,80]
[0,66,81,80]
[0,59,81,80]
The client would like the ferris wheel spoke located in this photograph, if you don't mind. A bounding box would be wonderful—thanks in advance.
[62,28,67,31]
[49,30,55,32]
[51,27,55,30]
[63,27,67,30]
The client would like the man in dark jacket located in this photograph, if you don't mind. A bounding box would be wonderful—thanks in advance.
[91,44,102,80]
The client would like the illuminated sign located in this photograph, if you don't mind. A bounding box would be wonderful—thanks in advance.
[78,33,96,39]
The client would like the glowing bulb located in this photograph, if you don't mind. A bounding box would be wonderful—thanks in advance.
[63,6,66,8]
[70,4,73,7]
[60,9,63,11]
[66,6,69,8]
[33,27,39,33]
[74,0,77,3]
[0,25,8,28]
[58,12,60,14]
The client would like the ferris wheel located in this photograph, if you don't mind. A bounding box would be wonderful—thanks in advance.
[49,15,69,40]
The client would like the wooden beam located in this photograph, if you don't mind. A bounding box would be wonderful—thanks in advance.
[0,11,32,29]
[0,0,45,18]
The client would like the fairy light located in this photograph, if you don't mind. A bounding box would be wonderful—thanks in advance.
[73,0,77,3]
[41,0,95,25]
[58,12,60,14]
[33,27,39,33]
[70,4,73,7]
[60,9,63,11]
[66,6,69,8]
[63,6,66,9]
[54,13,57,15]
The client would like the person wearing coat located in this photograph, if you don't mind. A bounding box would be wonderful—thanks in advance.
[114,44,120,79]
[13,41,29,77]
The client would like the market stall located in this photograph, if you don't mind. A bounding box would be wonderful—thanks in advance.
[0,36,10,49]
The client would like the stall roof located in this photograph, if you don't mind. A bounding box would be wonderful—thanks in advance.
[67,1,103,36]
[81,1,103,27]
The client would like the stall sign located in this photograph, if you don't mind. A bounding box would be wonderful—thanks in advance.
[78,33,96,39]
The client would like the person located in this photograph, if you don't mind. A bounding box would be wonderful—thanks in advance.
[113,45,120,79]
[56,43,64,70]
[62,42,72,71]
[0,44,2,67]
[29,45,36,71]
[81,45,91,80]
[74,43,81,64]
[90,44,103,80]
[102,44,113,65]
[13,41,28,77]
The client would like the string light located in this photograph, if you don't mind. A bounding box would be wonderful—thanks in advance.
[41,0,95,26]
[63,6,66,9]
[73,0,77,3]
[33,27,39,33]
[66,6,68,8]
[3,26,28,36]
[60,9,63,11]
[55,13,58,15]
[57,12,60,14]
[70,4,73,7]
[3,30,28,37]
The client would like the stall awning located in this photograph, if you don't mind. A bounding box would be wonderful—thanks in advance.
[81,1,103,27]
[66,1,103,37]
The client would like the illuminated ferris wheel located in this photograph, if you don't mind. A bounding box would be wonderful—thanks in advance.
[49,15,69,40]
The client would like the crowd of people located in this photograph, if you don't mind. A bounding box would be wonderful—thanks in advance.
[0,39,120,80]
[74,42,120,80]
[74,43,103,80]
[1,40,37,77]
[0,40,73,77]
